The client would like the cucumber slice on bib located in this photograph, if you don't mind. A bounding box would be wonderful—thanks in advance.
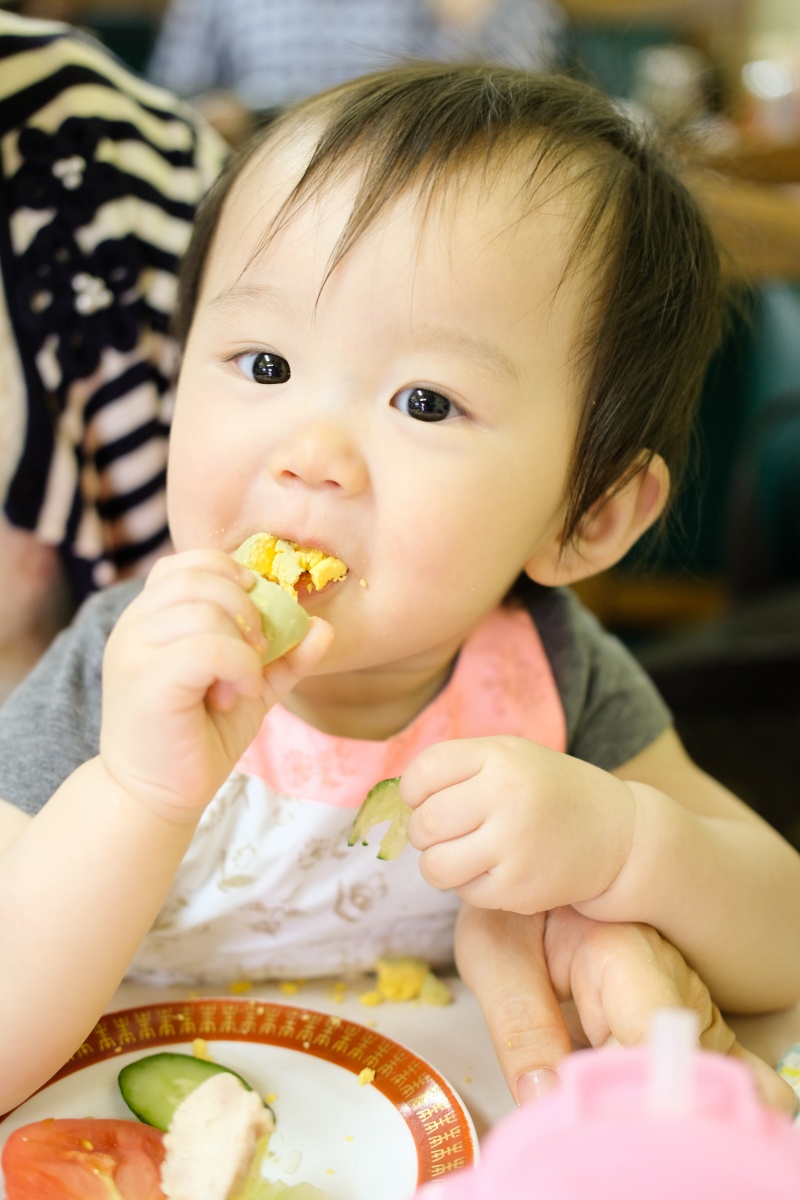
[118,1052,270,1131]
[348,777,412,861]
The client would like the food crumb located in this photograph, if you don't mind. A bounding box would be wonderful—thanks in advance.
[358,989,383,1007]
[279,980,303,995]
[303,1041,310,1049]
[418,971,453,1007]
[265,1092,278,1104]
[330,1016,342,1027]
[359,579,367,588]
[345,1135,354,1143]
[463,1076,473,1084]
[192,1037,213,1060]
[371,956,453,1005]
[229,979,252,994]
[80,1139,94,1151]
[357,1068,376,1086]
[326,1168,335,1175]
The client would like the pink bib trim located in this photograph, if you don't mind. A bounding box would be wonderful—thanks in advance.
[236,604,567,807]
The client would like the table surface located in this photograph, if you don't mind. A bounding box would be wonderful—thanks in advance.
[108,975,800,1141]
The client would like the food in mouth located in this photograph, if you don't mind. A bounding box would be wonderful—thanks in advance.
[234,533,347,597]
[233,533,348,665]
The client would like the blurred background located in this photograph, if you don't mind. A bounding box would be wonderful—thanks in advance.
[3,0,800,835]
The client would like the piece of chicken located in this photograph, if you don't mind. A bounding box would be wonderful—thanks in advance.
[160,1071,274,1200]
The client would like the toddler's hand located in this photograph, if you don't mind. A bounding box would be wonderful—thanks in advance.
[100,550,332,823]
[402,736,636,914]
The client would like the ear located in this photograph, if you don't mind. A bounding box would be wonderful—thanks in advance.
[525,454,670,587]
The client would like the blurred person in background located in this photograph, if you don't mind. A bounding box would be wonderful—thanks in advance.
[147,0,568,142]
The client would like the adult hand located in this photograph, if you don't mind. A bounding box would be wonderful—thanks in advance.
[454,904,798,1115]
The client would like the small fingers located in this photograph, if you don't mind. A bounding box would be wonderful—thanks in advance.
[260,616,334,705]
[418,830,494,893]
[135,558,267,655]
[408,781,485,852]
[146,548,250,587]
[400,738,490,809]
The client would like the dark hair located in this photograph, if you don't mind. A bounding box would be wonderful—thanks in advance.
[176,63,723,550]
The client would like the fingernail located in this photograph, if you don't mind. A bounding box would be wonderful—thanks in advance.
[516,1068,560,1105]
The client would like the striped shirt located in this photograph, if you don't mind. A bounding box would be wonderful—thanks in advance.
[0,12,227,600]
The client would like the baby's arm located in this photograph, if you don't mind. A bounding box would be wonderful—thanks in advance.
[0,550,331,1113]
[403,729,800,1013]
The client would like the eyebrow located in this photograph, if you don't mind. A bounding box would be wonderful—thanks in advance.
[405,325,520,384]
[207,282,296,319]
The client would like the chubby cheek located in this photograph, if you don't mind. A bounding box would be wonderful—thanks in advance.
[166,427,236,552]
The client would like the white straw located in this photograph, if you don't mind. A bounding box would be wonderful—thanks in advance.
[648,1007,700,1117]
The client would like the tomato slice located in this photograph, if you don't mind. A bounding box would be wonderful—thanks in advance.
[1,1117,166,1200]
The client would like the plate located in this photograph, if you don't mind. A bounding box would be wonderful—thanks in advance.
[0,997,477,1199]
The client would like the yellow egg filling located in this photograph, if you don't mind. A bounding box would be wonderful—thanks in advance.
[234,532,348,596]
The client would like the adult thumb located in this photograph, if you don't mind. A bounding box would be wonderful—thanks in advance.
[454,905,571,1105]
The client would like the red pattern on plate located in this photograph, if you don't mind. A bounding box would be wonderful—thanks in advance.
[1,999,476,1185]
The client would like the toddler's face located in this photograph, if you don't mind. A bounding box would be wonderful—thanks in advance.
[168,139,592,678]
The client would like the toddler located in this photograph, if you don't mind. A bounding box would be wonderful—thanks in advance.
[0,63,799,1112]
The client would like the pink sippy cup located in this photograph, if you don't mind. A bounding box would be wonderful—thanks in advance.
[416,1009,800,1200]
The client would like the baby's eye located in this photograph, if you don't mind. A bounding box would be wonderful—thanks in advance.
[235,351,291,384]
[392,386,459,422]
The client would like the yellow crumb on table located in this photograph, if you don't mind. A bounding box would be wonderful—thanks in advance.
[192,1038,213,1061]
[418,971,453,1007]
[265,1092,278,1104]
[357,1068,376,1086]
[358,989,384,1007]
[279,980,303,995]
[229,979,252,995]
[345,1135,354,1143]
[372,956,453,1005]
[375,956,429,1001]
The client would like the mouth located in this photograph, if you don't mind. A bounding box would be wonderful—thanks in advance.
[233,532,348,598]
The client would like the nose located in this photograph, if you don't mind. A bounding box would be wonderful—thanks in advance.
[267,421,369,495]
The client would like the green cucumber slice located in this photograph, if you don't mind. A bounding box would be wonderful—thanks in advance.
[348,777,411,861]
[118,1051,270,1132]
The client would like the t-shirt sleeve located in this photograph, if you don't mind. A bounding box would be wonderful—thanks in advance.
[531,587,673,771]
[0,582,140,815]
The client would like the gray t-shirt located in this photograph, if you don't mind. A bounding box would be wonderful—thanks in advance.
[0,580,671,816]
